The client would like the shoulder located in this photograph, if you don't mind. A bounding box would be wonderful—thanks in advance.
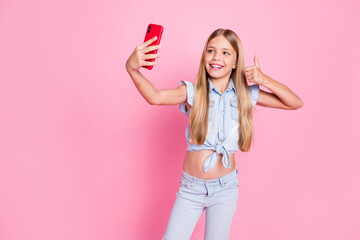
[179,80,195,91]
[178,80,195,113]
[179,80,195,104]
[248,84,260,93]
[248,84,260,106]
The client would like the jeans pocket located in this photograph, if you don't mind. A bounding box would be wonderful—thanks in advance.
[180,178,194,188]
[223,177,239,189]
[180,177,208,196]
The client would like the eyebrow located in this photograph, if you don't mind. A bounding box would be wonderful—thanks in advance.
[207,46,232,51]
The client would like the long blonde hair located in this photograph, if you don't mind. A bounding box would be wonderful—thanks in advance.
[189,28,255,152]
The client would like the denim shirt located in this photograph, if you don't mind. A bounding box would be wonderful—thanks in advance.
[179,77,260,173]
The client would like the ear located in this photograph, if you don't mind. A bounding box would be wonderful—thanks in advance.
[233,56,238,69]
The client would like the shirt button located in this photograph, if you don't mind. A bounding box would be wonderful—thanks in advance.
[221,111,224,114]
[220,127,223,130]
[221,96,224,99]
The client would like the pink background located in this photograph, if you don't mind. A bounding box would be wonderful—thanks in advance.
[1,0,359,239]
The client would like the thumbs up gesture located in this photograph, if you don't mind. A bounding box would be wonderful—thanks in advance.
[245,55,267,85]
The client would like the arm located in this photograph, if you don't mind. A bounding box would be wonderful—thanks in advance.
[126,69,187,105]
[245,55,304,110]
[125,36,187,105]
[257,76,304,110]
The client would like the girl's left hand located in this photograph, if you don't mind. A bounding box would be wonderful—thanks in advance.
[245,55,268,85]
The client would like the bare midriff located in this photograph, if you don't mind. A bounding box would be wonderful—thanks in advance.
[182,150,236,180]
[182,103,236,180]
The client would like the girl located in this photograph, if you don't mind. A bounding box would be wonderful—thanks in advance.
[126,28,303,240]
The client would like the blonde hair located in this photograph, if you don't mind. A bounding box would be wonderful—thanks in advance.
[189,28,255,152]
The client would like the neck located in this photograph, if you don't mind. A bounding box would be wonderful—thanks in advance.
[209,75,231,93]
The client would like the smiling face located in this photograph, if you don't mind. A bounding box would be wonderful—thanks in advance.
[204,35,237,81]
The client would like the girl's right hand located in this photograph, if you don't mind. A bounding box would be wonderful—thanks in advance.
[125,36,162,73]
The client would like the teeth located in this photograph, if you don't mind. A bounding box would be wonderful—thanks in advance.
[211,64,223,69]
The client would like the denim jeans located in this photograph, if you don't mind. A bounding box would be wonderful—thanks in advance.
[163,168,239,240]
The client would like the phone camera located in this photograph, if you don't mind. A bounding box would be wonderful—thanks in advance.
[147,25,151,33]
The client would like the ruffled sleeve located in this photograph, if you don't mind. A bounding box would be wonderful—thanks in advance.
[249,84,260,107]
[179,80,195,114]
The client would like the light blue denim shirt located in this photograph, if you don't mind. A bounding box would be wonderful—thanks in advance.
[179,77,260,173]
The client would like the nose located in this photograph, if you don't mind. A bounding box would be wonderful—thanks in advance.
[213,52,222,61]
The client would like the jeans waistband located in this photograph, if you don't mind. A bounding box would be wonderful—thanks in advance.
[181,168,238,186]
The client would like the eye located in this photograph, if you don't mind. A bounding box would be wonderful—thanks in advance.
[224,52,230,55]
[207,49,214,53]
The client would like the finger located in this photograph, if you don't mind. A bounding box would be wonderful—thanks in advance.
[142,44,162,54]
[142,60,157,66]
[142,53,160,60]
[246,74,254,79]
[254,55,260,68]
[138,36,158,50]
[245,70,255,76]
[247,76,254,82]
[245,66,257,71]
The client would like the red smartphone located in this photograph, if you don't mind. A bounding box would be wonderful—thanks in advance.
[143,23,164,70]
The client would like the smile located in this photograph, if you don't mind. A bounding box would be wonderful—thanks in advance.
[210,64,224,70]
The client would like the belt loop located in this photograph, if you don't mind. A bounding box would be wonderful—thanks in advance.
[219,177,225,187]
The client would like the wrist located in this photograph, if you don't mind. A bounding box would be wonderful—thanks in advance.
[126,64,139,75]
[261,75,272,87]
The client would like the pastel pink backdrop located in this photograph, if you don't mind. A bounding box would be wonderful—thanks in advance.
[0,0,359,239]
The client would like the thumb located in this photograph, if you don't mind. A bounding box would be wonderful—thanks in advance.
[254,55,260,68]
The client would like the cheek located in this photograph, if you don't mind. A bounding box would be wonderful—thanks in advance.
[225,58,235,67]
[204,54,212,63]
[229,58,237,67]
[204,59,212,68]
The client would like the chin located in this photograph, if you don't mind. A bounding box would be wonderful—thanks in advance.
[208,71,228,79]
